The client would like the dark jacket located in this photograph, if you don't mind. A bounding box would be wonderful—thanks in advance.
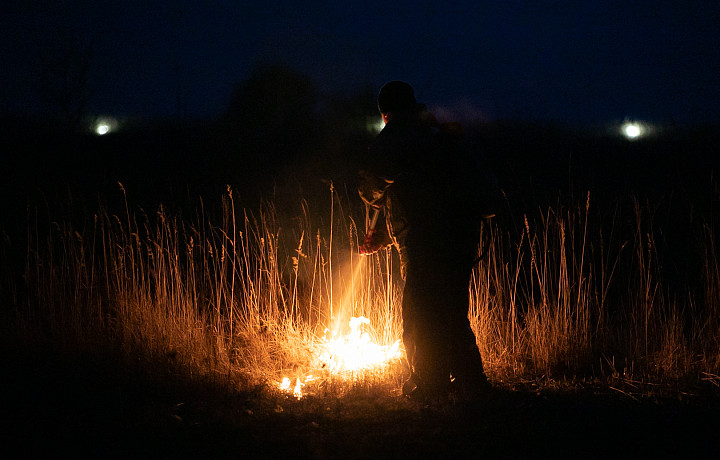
[359,112,495,268]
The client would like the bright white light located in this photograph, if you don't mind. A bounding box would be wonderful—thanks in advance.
[366,116,385,134]
[92,116,118,136]
[374,117,385,133]
[623,122,642,139]
[277,316,402,399]
[618,120,658,140]
[95,123,110,135]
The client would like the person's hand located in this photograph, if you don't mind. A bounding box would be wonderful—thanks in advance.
[359,230,385,255]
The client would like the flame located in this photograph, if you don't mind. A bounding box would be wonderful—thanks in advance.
[278,316,402,399]
[278,258,402,399]
[317,316,401,374]
[293,378,303,399]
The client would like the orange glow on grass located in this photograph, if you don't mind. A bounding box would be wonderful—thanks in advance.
[278,257,403,399]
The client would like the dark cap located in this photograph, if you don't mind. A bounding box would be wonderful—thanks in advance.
[377,81,416,114]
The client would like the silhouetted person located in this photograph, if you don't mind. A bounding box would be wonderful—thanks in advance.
[359,81,495,401]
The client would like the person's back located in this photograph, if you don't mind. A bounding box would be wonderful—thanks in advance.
[359,81,492,400]
[363,110,436,257]
[367,116,490,261]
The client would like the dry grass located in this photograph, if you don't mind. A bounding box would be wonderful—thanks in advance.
[471,194,720,386]
[14,184,404,395]
[7,184,720,395]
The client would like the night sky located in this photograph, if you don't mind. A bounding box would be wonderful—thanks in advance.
[3,1,719,125]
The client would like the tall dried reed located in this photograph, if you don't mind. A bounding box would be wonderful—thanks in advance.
[11,184,720,390]
[17,185,403,389]
[471,193,720,383]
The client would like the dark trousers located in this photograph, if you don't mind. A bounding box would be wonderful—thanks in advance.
[400,246,486,393]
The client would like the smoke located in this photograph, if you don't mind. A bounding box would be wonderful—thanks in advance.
[429,98,493,124]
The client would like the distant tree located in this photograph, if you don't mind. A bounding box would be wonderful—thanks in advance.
[217,65,386,203]
[222,63,318,169]
[318,85,379,181]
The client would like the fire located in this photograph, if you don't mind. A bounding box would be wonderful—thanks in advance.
[277,257,402,399]
[317,316,401,374]
[279,316,402,399]
[280,377,305,399]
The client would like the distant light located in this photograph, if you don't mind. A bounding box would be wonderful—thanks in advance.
[623,123,641,138]
[374,117,385,133]
[95,123,110,135]
[92,116,118,136]
[366,116,384,134]
[620,120,651,140]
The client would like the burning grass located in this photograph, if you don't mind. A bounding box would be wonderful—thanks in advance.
[6,185,720,397]
[12,185,406,397]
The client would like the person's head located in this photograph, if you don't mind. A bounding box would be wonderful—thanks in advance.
[377,81,416,124]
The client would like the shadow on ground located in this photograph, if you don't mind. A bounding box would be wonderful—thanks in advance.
[4,344,719,459]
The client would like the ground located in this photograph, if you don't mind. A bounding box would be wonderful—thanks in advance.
[4,345,719,459]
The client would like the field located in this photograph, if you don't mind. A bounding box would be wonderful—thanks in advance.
[2,117,720,457]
